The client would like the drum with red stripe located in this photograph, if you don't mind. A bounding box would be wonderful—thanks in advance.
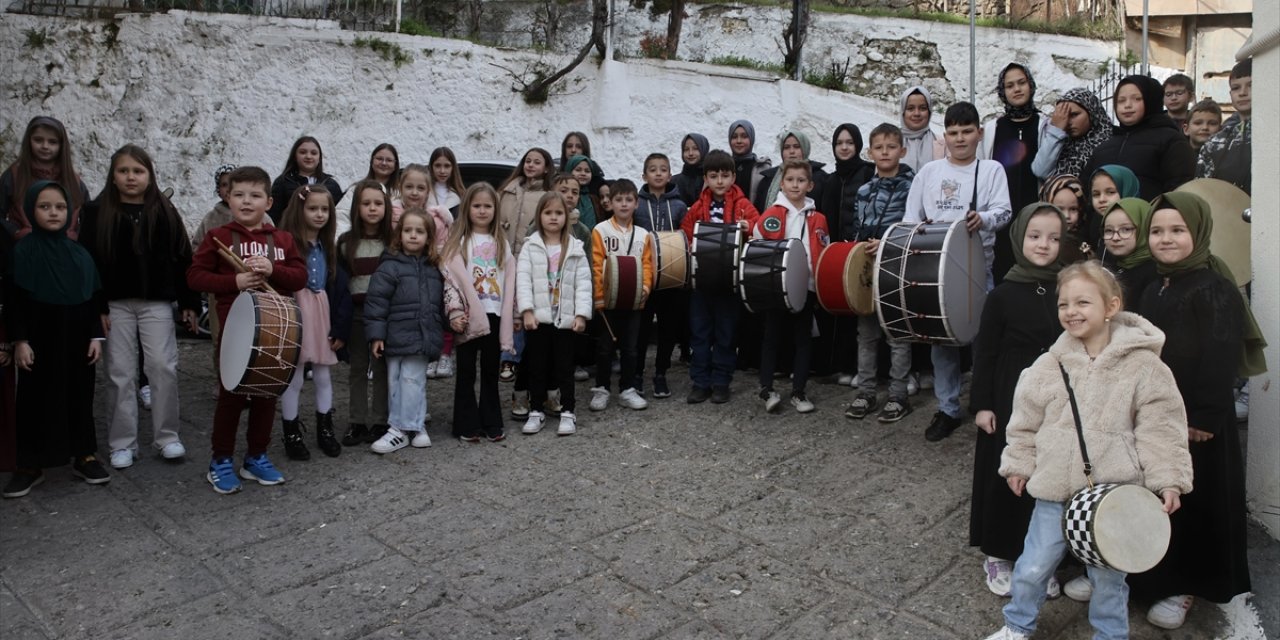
[604,254,645,310]
[815,241,874,315]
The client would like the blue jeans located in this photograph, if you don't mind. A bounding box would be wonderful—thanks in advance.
[930,344,964,418]
[501,329,525,364]
[688,290,739,388]
[387,355,428,432]
[1004,500,1129,640]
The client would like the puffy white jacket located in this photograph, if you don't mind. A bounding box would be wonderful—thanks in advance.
[516,232,593,329]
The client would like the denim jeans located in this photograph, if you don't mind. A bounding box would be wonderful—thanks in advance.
[931,344,964,418]
[856,314,912,399]
[1004,500,1129,640]
[387,355,429,432]
[688,290,740,388]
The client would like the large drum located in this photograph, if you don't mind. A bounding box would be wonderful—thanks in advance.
[1062,483,1171,573]
[1174,178,1251,286]
[652,231,689,290]
[604,254,646,310]
[691,222,743,294]
[220,290,303,397]
[815,241,874,316]
[873,220,986,346]
[738,239,809,314]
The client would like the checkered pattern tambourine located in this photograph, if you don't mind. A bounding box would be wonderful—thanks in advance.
[1061,483,1119,570]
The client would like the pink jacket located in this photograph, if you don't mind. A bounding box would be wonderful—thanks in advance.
[441,247,515,351]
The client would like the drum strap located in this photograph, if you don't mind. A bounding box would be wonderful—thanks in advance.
[1058,363,1094,488]
[969,160,980,214]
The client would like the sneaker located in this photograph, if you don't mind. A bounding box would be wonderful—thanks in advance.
[109,448,135,470]
[2,471,44,498]
[458,434,482,443]
[619,388,649,410]
[710,385,731,404]
[984,557,1013,597]
[760,388,782,413]
[919,371,935,390]
[71,456,111,485]
[906,372,920,396]
[1235,387,1249,422]
[511,390,530,419]
[436,354,455,378]
[836,373,854,386]
[487,432,507,443]
[557,411,577,436]
[426,361,439,379]
[1147,595,1193,630]
[371,427,409,454]
[139,384,152,410]
[850,373,867,387]
[207,457,242,494]
[878,398,912,423]
[652,374,671,398]
[845,393,878,420]
[925,411,962,442]
[983,627,1029,640]
[790,392,815,413]
[1063,575,1092,602]
[239,453,286,485]
[159,441,186,460]
[411,431,432,448]
[499,362,516,382]
[574,366,590,382]
[367,424,388,444]
[1046,575,1062,600]
[522,410,546,435]
[342,423,369,447]
[687,386,711,404]
[589,387,610,412]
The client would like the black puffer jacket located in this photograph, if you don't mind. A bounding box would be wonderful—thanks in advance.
[1081,75,1196,201]
[362,252,445,359]
[268,172,344,224]
[820,124,875,243]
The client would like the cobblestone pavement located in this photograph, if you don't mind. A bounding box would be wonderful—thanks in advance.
[1,338,1272,639]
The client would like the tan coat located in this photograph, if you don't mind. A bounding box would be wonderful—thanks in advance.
[1000,312,1194,502]
[498,181,544,257]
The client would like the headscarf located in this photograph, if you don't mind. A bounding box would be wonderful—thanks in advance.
[565,155,603,228]
[680,133,709,175]
[899,86,938,172]
[728,120,757,161]
[1104,198,1152,269]
[763,130,811,207]
[996,63,1038,120]
[1148,191,1266,376]
[1114,75,1166,131]
[1051,88,1114,178]
[830,123,866,178]
[214,164,236,195]
[1039,176,1090,263]
[1091,164,1139,200]
[11,181,100,305]
[1003,202,1067,284]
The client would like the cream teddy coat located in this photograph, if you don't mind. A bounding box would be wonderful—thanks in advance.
[516,232,593,329]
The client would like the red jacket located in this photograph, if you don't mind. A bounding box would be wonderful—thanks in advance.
[680,184,760,243]
[752,202,831,273]
[187,220,307,328]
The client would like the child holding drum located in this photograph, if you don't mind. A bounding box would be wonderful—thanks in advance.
[589,179,653,412]
[986,261,1192,640]
[634,153,689,399]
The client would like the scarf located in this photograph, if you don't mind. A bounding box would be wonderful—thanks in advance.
[1115,75,1167,132]
[11,181,100,305]
[1003,202,1066,284]
[1052,88,1113,178]
[831,123,866,178]
[565,155,602,228]
[1038,175,1086,252]
[1091,164,1139,199]
[680,133,709,176]
[1107,197,1152,270]
[764,130,811,208]
[997,63,1038,120]
[728,119,757,162]
[899,86,938,172]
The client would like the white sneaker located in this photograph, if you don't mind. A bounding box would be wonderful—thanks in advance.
[790,393,815,413]
[1147,594,1193,630]
[761,389,782,413]
[522,411,546,435]
[1235,387,1249,421]
[619,388,648,410]
[984,557,1013,597]
[557,411,577,436]
[371,427,409,454]
[906,373,920,396]
[1046,574,1061,599]
[836,373,854,386]
[919,371,935,390]
[426,361,439,379]
[139,385,153,410]
[1063,575,1092,602]
[410,431,432,448]
[850,373,867,387]
[983,627,1029,640]
[436,354,454,378]
[159,441,186,460]
[574,366,590,382]
[589,387,610,412]
[109,449,135,470]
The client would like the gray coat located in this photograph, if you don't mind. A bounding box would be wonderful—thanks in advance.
[363,252,445,359]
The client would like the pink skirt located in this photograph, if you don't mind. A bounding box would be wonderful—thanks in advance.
[296,288,338,366]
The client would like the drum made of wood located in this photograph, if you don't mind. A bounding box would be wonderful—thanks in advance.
[738,238,809,314]
[815,241,874,316]
[1062,483,1171,574]
[691,222,743,294]
[1174,178,1251,286]
[220,290,303,397]
[652,231,690,290]
[873,220,987,346]
[604,254,646,310]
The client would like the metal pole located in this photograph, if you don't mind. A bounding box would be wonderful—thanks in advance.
[969,0,976,102]
[1141,0,1150,74]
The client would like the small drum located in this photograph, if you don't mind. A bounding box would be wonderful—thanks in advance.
[874,220,987,345]
[652,231,689,290]
[691,222,743,294]
[815,241,874,316]
[1062,483,1171,573]
[604,254,645,310]
[220,290,303,397]
[738,239,809,314]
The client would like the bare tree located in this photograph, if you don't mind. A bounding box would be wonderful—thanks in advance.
[517,0,607,103]
[782,0,808,79]
[664,0,685,59]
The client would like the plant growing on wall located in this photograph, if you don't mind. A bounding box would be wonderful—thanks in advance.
[507,0,606,104]
[780,0,808,79]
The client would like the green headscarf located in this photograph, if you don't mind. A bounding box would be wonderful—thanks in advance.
[1092,165,1140,200]
[565,155,601,228]
[1148,191,1266,376]
[11,180,101,305]
[1003,202,1067,285]
[1105,198,1152,270]
[764,130,812,208]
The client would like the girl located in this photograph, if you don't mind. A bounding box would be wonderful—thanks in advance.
[79,145,199,470]
[394,164,455,378]
[2,182,109,497]
[363,143,400,193]
[1088,164,1138,222]
[821,124,873,244]
[752,130,828,214]
[565,155,604,228]
[986,261,1192,640]
[558,131,592,171]
[899,87,945,172]
[498,147,555,258]
[1030,88,1112,181]
[673,133,709,206]
[516,193,591,436]
[277,185,342,460]
[193,164,236,389]
[1125,192,1264,629]
[596,181,614,223]
[1099,198,1157,302]
[364,209,458,454]
[1,116,91,240]
[426,147,465,216]
[1038,175,1089,264]
[269,136,344,224]
[443,183,516,442]
[333,180,394,446]
[727,119,771,204]
[1080,75,1197,200]
[969,203,1067,599]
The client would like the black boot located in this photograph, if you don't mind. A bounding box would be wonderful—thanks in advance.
[315,411,341,458]
[282,417,311,461]
[342,423,368,447]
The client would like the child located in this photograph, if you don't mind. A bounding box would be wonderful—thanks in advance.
[499,147,555,258]
[1038,175,1089,263]
[1080,75,1196,200]
[1099,198,1157,302]
[1,116,91,240]
[904,101,1012,442]
[596,181,614,224]
[634,153,689,397]
[78,144,200,470]
[679,150,759,403]
[752,159,828,413]
[558,131,592,171]
[1087,164,1139,226]
[187,167,307,495]
[427,147,465,216]
[899,86,945,171]
[363,143,400,192]
[443,183,516,442]
[1031,88,1113,180]
[364,208,456,454]
[565,155,605,229]
[969,203,1067,599]
[727,120,771,204]
[987,261,1192,640]
[393,164,455,381]
[269,136,344,224]
[193,164,237,378]
[1197,58,1252,193]
[277,185,342,460]
[821,123,874,384]
[1183,99,1222,152]
[589,179,654,412]
[844,124,915,423]
[553,174,596,383]
[1162,73,1195,130]
[752,130,828,214]
[2,182,109,498]
[333,179,394,446]
[516,193,592,435]
[674,133,709,206]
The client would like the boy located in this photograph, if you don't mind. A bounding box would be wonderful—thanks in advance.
[1162,74,1195,130]
[187,166,307,494]
[904,102,1011,442]
[752,159,829,413]
[1197,58,1252,194]
[634,153,690,398]
[679,150,759,404]
[1184,99,1223,152]
[590,179,654,412]
[845,124,916,423]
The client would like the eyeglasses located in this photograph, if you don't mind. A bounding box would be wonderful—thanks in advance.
[1164,89,1188,98]
[1103,226,1137,240]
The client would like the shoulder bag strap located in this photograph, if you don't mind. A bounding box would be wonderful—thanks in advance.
[1058,362,1094,488]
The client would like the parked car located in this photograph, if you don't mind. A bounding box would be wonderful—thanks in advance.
[459,161,516,189]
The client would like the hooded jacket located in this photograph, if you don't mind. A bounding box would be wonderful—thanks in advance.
[636,184,689,234]
[516,232,593,329]
[186,220,308,327]
[680,184,760,243]
[673,133,709,206]
[1080,76,1196,201]
[821,124,876,242]
[851,164,916,242]
[441,245,516,350]
[362,252,447,358]
[752,193,830,290]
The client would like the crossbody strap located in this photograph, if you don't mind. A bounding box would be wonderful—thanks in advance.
[1058,362,1094,488]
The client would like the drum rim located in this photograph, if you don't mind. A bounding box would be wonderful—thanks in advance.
[1061,482,1172,573]
[738,238,806,314]
[691,222,743,291]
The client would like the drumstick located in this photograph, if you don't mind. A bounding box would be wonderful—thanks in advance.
[213,237,278,295]
[601,313,617,343]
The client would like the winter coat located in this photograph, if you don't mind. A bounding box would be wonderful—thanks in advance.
[362,252,446,358]
[441,247,515,350]
[1080,77,1196,201]
[752,196,830,277]
[186,220,308,327]
[821,158,875,243]
[269,172,344,225]
[1195,113,1251,194]
[751,161,828,215]
[79,198,201,313]
[516,232,593,329]
[999,312,1193,502]
[680,184,760,244]
[635,185,689,233]
[498,181,544,256]
[673,133,710,206]
[851,165,915,241]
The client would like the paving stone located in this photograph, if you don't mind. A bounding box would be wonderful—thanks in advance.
[656,618,735,639]
[356,602,507,638]
[711,487,862,555]
[500,573,688,639]
[371,499,534,564]
[429,528,606,611]
[585,512,746,592]
[220,520,393,596]
[104,591,290,640]
[776,592,957,639]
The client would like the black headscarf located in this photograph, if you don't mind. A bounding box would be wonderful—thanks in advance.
[830,123,867,178]
[12,180,100,305]
[996,63,1038,120]
[1114,75,1167,131]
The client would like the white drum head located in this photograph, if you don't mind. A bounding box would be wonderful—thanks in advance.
[938,224,988,345]
[781,239,809,313]
[1093,485,1171,574]
[219,292,257,392]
